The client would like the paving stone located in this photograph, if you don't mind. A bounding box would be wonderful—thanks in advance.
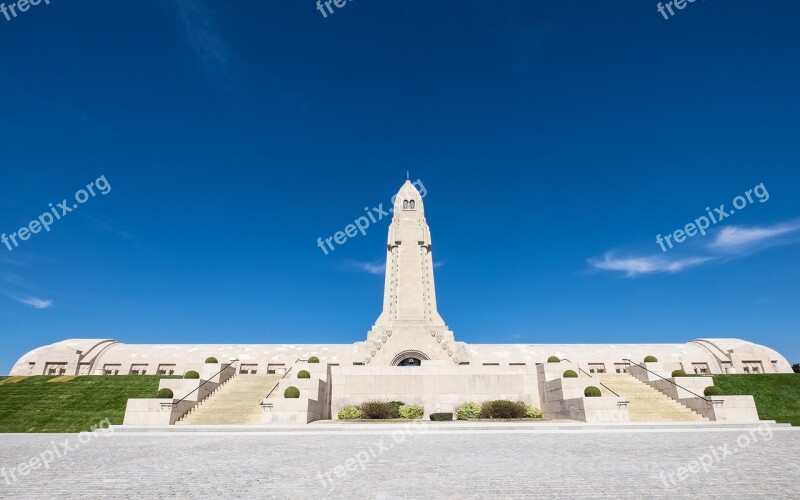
[0,429,798,498]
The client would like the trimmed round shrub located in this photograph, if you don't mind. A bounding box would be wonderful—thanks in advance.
[563,370,578,378]
[337,405,363,420]
[430,412,453,421]
[184,371,200,379]
[297,370,310,379]
[547,356,561,363]
[482,400,527,419]
[457,402,482,420]
[525,406,543,419]
[204,357,218,364]
[361,400,398,419]
[704,386,724,396]
[672,369,687,377]
[308,356,320,363]
[584,386,602,397]
[398,404,424,419]
[284,386,300,398]
[387,401,405,411]
[156,388,174,399]
[644,356,658,363]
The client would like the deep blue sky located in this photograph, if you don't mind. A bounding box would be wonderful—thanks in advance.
[1,1,798,373]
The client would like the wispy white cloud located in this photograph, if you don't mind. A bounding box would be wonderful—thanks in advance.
[589,253,712,277]
[590,219,800,278]
[344,261,386,276]
[344,260,444,276]
[16,297,53,309]
[176,0,230,69]
[1,256,54,308]
[709,221,800,253]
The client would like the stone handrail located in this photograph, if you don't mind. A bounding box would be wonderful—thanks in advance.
[170,359,239,407]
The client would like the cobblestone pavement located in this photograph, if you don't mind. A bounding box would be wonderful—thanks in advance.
[1,428,798,499]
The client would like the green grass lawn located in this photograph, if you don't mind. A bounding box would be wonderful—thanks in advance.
[0,376,176,433]
[713,374,800,426]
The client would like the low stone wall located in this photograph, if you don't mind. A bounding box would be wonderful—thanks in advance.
[123,399,195,425]
[330,362,539,420]
[679,395,760,421]
[648,376,714,400]
[645,376,760,421]
[542,397,629,422]
[262,361,331,424]
[122,363,237,425]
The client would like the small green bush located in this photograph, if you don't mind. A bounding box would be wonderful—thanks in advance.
[184,371,200,379]
[284,386,300,398]
[398,404,424,419]
[156,388,174,399]
[481,400,527,419]
[430,413,453,421]
[204,357,218,364]
[361,400,398,419]
[337,405,363,420]
[547,356,561,363]
[308,356,320,363]
[584,386,602,397]
[387,401,405,411]
[457,402,482,420]
[297,370,310,379]
[525,406,543,418]
[563,370,578,378]
[672,369,687,377]
[704,386,724,396]
[644,356,658,363]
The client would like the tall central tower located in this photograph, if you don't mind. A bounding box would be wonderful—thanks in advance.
[361,180,464,365]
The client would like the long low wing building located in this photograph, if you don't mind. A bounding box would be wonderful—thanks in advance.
[11,336,792,377]
[10,181,792,378]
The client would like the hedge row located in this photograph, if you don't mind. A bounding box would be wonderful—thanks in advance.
[336,401,425,420]
[457,400,543,420]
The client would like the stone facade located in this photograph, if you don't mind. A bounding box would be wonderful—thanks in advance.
[7,181,793,425]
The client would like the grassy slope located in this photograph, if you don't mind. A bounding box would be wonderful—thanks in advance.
[713,374,800,426]
[0,376,173,433]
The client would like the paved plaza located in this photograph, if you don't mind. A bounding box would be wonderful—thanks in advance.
[1,426,799,499]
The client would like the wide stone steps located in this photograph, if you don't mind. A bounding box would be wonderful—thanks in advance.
[597,373,706,422]
[177,374,281,425]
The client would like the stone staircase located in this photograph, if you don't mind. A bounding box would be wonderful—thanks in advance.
[176,374,281,425]
[597,373,706,422]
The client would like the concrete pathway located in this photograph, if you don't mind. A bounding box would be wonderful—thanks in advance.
[1,424,798,498]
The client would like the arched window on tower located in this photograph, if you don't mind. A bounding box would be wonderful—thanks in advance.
[409,200,415,209]
[403,200,409,209]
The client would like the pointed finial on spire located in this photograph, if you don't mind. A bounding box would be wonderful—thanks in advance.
[406,170,410,181]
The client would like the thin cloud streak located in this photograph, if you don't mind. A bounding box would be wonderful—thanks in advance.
[16,297,53,309]
[710,221,800,253]
[176,0,231,69]
[344,261,386,276]
[589,254,712,277]
[590,220,800,278]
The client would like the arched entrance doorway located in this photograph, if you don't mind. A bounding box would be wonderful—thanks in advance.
[391,350,430,367]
